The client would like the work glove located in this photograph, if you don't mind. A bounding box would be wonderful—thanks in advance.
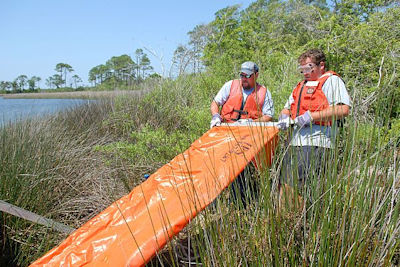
[294,110,313,128]
[210,114,222,128]
[277,114,290,130]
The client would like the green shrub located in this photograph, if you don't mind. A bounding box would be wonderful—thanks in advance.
[96,125,192,165]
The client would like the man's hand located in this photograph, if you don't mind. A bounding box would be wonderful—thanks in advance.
[294,111,313,128]
[210,114,222,128]
[277,114,290,130]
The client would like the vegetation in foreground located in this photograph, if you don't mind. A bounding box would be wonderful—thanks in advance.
[1,72,398,266]
[1,0,399,266]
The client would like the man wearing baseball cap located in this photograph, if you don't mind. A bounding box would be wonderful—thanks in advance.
[209,61,274,207]
[210,61,274,128]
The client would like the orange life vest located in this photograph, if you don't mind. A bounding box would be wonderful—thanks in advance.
[290,71,338,126]
[220,79,267,122]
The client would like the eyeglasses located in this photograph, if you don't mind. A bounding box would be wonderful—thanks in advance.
[298,63,317,74]
[240,73,253,79]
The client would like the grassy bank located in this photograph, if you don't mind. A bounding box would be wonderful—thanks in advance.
[1,69,399,266]
[0,84,161,265]
[0,100,118,265]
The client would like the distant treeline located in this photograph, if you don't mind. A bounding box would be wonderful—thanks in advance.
[0,63,83,92]
[0,48,159,93]
[88,48,161,90]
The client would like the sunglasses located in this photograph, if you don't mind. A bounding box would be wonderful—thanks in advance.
[240,73,253,79]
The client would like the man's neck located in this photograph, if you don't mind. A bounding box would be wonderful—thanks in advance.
[242,87,254,93]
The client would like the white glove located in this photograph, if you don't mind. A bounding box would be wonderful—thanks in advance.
[294,110,313,128]
[210,114,222,128]
[277,114,290,130]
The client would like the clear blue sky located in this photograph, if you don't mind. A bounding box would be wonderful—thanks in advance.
[0,0,254,87]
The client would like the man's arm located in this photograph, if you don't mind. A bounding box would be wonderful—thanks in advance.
[280,109,291,117]
[255,115,273,122]
[258,89,274,122]
[310,104,350,123]
[317,75,351,122]
[210,101,220,116]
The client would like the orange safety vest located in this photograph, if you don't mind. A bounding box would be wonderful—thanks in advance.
[220,79,267,122]
[290,71,338,126]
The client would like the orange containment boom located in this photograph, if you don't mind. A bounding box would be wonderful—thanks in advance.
[30,123,279,267]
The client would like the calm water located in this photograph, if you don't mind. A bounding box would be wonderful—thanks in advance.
[0,97,92,126]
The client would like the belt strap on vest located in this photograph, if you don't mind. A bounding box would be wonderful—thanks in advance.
[232,98,248,121]
[296,82,306,117]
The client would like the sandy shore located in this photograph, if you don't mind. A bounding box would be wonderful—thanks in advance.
[0,90,148,99]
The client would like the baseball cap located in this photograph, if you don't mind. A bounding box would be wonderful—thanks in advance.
[240,61,259,75]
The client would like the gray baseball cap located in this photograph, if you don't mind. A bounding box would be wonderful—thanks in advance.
[240,61,259,75]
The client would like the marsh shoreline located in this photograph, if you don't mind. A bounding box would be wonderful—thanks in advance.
[0,89,148,99]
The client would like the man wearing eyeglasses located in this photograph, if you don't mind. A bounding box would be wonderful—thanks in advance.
[277,49,351,207]
[210,61,274,128]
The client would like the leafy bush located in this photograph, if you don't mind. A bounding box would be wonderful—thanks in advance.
[96,125,192,165]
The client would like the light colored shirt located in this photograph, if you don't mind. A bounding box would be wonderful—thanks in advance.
[283,75,352,148]
[214,80,274,118]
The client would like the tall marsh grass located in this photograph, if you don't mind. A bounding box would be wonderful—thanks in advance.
[1,69,398,266]
[147,121,399,266]
[0,98,138,265]
[144,73,399,265]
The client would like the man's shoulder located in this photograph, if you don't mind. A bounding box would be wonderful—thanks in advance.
[223,79,236,87]
[256,83,268,90]
[220,80,234,89]
[293,80,305,90]
[326,72,341,80]
[323,74,346,88]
